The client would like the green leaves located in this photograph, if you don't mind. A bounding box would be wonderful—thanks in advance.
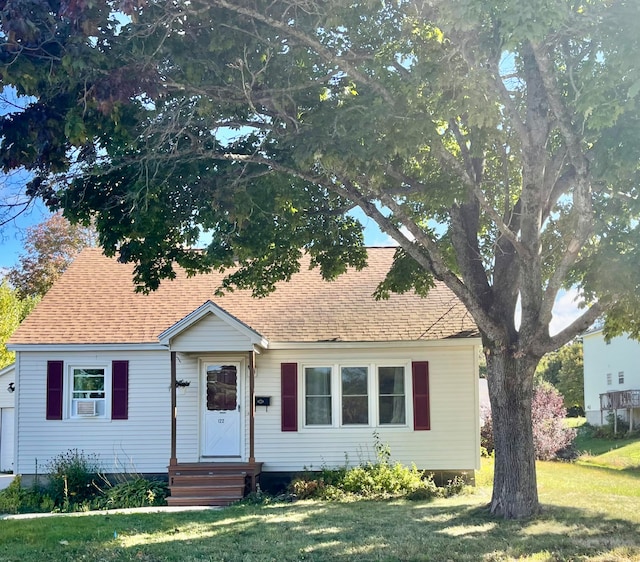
[0,281,39,368]
[0,0,639,347]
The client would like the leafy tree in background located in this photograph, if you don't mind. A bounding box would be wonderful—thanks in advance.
[7,212,95,299]
[1,0,640,518]
[0,280,38,368]
[536,340,584,412]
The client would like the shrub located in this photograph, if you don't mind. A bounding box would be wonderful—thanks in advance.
[44,449,101,509]
[442,475,467,497]
[289,435,467,501]
[290,477,330,499]
[0,476,53,514]
[405,474,440,501]
[93,477,168,509]
[590,413,635,438]
[480,406,494,455]
[532,383,577,460]
[340,461,425,497]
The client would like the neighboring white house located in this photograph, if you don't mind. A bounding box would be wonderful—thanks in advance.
[583,329,640,429]
[0,363,15,472]
[8,247,481,504]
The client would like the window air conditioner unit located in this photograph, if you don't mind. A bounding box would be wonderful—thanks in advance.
[77,400,97,417]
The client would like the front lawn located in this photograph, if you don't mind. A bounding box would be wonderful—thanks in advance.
[572,422,640,470]
[1,456,639,562]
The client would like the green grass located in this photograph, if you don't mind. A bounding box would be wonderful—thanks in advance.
[564,417,586,429]
[2,437,640,562]
[572,421,640,469]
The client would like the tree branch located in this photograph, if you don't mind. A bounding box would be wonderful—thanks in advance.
[431,140,532,260]
[209,0,397,105]
[532,301,603,356]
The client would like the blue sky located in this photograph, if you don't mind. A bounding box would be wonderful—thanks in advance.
[0,199,52,270]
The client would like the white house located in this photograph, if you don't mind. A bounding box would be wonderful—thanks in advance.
[0,363,15,473]
[583,329,640,430]
[8,247,481,505]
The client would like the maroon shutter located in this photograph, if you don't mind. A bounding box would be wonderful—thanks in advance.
[412,361,430,430]
[46,360,64,420]
[111,361,129,420]
[281,363,298,432]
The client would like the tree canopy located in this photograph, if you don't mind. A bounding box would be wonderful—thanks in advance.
[1,0,639,518]
[7,212,96,298]
[0,280,37,368]
[536,340,584,412]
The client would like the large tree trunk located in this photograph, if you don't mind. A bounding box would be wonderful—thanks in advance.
[485,346,541,518]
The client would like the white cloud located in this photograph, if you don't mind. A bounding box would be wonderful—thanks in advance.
[549,288,585,336]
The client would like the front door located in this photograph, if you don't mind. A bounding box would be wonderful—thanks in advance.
[201,363,241,457]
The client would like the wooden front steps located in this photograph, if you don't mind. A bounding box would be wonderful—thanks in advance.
[168,462,263,507]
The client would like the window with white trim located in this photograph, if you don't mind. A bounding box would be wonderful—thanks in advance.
[303,364,408,428]
[341,366,369,425]
[378,366,406,425]
[305,367,332,425]
[606,373,612,385]
[618,371,624,384]
[70,367,106,418]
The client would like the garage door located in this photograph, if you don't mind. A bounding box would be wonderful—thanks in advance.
[0,408,14,472]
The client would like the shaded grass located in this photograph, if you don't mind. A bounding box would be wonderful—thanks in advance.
[1,458,640,562]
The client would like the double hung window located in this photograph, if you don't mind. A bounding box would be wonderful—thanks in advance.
[341,367,369,425]
[378,366,406,425]
[305,367,332,425]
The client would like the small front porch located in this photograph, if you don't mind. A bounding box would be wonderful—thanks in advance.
[167,461,263,506]
[161,301,269,506]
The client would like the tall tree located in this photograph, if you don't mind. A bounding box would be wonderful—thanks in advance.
[7,212,95,298]
[0,280,37,368]
[537,341,584,411]
[1,0,640,518]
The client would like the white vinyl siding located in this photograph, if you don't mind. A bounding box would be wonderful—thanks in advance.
[15,340,480,476]
[162,342,480,473]
[583,331,640,427]
[170,313,254,352]
[16,350,171,474]
[253,343,480,472]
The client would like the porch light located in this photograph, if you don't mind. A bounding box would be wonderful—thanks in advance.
[174,379,190,394]
[7,382,15,393]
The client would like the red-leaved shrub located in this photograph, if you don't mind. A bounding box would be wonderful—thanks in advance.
[481,383,576,460]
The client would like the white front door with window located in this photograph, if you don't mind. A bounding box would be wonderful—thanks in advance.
[201,363,242,458]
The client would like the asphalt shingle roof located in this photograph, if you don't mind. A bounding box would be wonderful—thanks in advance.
[10,247,478,345]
